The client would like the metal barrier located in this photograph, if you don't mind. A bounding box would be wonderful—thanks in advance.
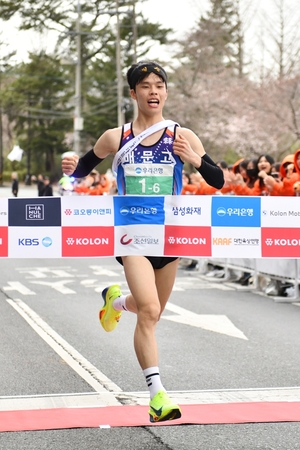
[200,258,300,302]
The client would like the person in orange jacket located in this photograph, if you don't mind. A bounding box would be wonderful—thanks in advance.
[263,151,300,196]
[89,173,112,195]
[181,171,198,195]
[190,160,233,195]
[228,154,275,196]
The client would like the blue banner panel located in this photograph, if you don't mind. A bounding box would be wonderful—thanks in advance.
[8,198,61,227]
[113,196,165,226]
[211,196,261,227]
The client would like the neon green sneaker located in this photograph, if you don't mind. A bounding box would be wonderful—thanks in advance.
[149,390,181,423]
[99,285,122,332]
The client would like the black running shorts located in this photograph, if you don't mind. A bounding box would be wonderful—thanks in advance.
[116,256,179,270]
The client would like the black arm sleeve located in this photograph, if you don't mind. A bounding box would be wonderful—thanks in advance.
[72,149,104,178]
[196,154,224,189]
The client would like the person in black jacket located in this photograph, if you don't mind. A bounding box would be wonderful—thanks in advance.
[37,174,45,196]
[11,172,19,197]
[42,176,53,196]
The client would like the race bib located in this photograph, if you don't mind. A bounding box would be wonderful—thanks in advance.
[124,164,174,195]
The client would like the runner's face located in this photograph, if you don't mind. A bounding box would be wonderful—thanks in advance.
[131,73,168,114]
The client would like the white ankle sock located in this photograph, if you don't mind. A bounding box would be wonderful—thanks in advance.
[143,366,165,399]
[112,295,128,311]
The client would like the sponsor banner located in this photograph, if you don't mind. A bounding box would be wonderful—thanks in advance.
[211,196,261,228]
[61,195,114,226]
[8,227,61,258]
[114,224,164,256]
[164,195,211,226]
[0,199,8,226]
[211,227,261,258]
[8,198,61,227]
[164,225,211,257]
[62,226,114,257]
[0,227,8,256]
[261,197,300,228]
[261,227,300,258]
[113,196,165,226]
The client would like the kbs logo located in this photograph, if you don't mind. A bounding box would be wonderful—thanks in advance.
[62,226,114,257]
[18,237,52,247]
[164,225,211,257]
[18,238,39,246]
[262,228,300,257]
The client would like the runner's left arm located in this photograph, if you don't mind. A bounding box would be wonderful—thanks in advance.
[173,128,224,189]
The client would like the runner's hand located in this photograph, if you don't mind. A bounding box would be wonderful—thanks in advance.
[62,155,79,176]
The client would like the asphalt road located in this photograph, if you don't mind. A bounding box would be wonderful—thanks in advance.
[0,257,300,449]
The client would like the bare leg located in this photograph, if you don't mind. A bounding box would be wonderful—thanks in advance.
[121,256,179,370]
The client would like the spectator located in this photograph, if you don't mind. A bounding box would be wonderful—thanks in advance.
[245,158,258,188]
[11,172,19,197]
[181,171,198,195]
[42,176,53,196]
[229,154,275,196]
[37,174,45,196]
[264,151,300,196]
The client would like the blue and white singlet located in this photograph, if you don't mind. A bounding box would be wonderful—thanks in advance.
[116,122,183,196]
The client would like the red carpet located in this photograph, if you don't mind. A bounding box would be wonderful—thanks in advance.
[1,402,300,432]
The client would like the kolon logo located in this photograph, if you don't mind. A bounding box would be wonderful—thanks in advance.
[0,227,8,257]
[262,228,300,257]
[164,225,211,257]
[62,226,114,257]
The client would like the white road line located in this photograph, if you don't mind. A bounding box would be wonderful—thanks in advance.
[1,387,300,411]
[3,282,36,295]
[6,298,122,406]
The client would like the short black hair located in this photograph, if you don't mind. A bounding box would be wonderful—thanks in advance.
[127,61,167,90]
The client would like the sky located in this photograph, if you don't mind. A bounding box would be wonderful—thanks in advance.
[0,0,299,67]
[0,0,205,63]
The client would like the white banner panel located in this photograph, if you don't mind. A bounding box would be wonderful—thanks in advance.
[0,198,8,226]
[261,197,300,228]
[164,195,211,226]
[211,227,261,258]
[8,227,62,258]
[114,224,165,256]
[61,195,114,226]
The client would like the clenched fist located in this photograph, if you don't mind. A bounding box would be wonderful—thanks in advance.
[62,155,79,176]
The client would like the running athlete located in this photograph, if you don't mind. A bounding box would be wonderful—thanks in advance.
[62,61,224,423]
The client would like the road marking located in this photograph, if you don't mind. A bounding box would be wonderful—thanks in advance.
[30,280,76,294]
[3,282,36,295]
[174,277,234,292]
[163,302,247,340]
[1,387,300,411]
[17,267,77,278]
[89,265,120,277]
[6,298,122,405]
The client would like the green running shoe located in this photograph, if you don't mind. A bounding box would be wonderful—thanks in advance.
[99,285,122,332]
[149,390,181,423]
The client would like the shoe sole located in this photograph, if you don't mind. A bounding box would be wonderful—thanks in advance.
[99,285,122,332]
[149,407,181,423]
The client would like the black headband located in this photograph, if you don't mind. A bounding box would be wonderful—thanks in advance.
[128,63,168,90]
